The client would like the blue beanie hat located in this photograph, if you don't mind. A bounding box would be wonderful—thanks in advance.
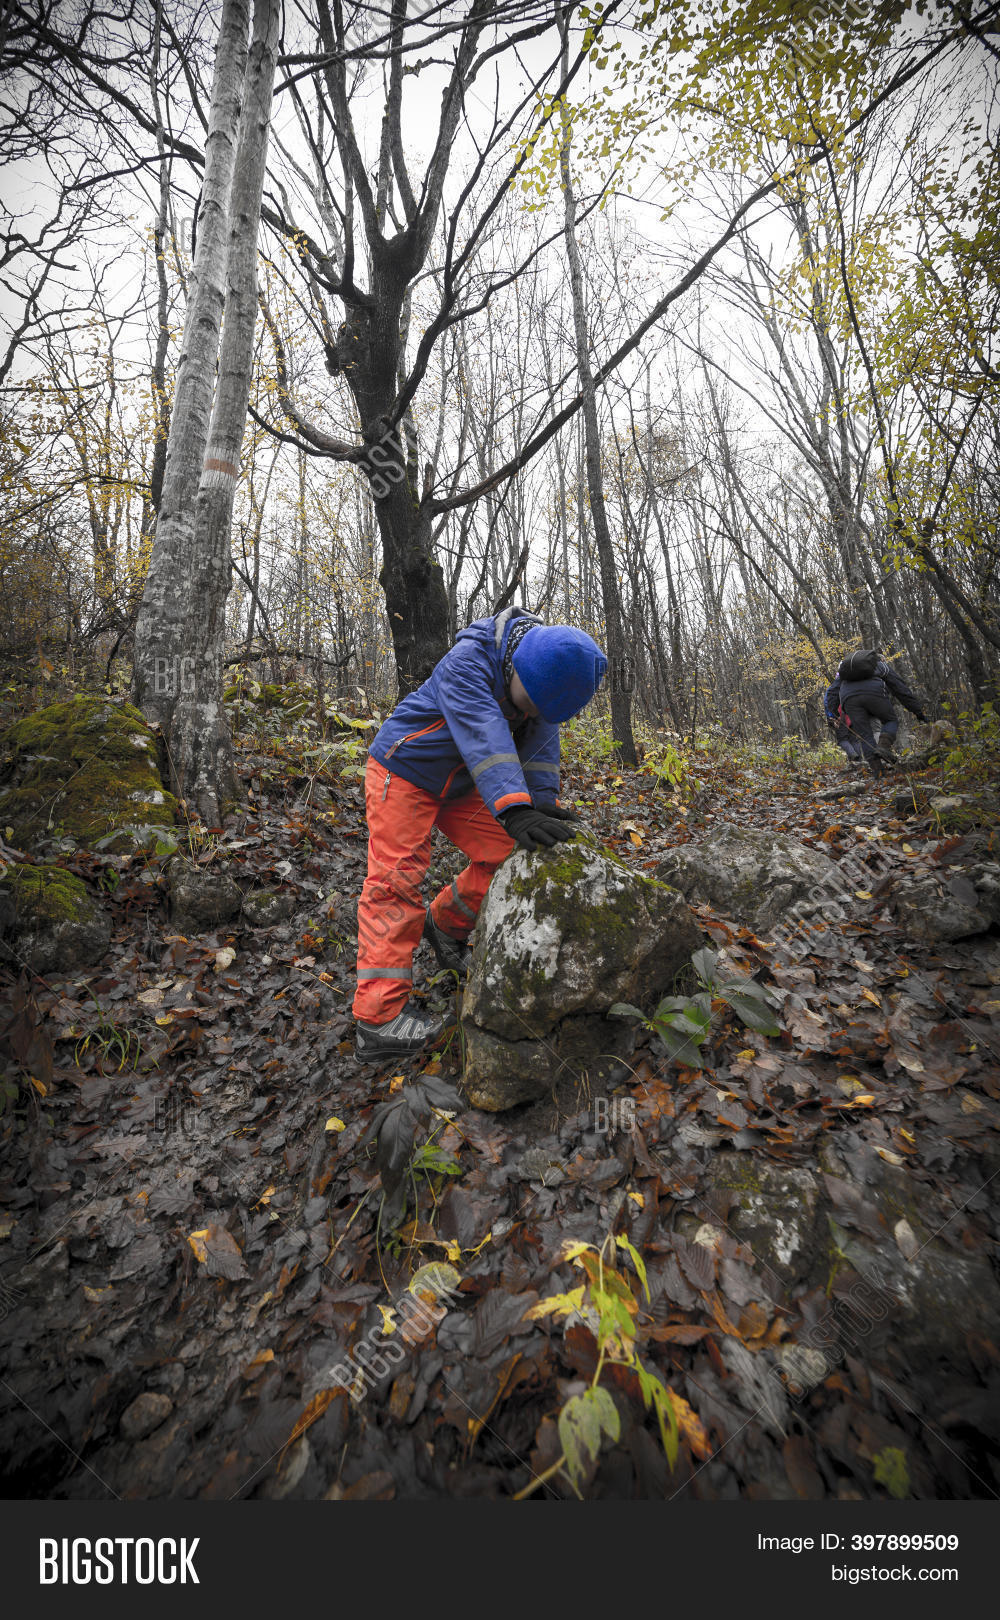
[511,625,608,723]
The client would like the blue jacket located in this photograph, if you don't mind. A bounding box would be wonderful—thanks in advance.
[838,657,922,716]
[369,607,560,818]
[823,679,843,722]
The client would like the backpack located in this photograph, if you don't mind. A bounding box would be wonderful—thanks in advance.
[840,648,879,681]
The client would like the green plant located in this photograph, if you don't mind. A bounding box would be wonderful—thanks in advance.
[515,1233,686,1498]
[638,736,692,797]
[610,946,781,1066]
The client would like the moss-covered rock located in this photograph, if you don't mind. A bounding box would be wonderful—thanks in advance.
[0,864,111,974]
[461,840,701,1111]
[241,889,298,927]
[0,695,177,851]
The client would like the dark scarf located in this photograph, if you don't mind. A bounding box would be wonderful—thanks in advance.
[502,614,538,698]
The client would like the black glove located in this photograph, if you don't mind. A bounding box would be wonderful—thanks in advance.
[541,803,582,822]
[500,805,578,850]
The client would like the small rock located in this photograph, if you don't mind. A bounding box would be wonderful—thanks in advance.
[120,1391,173,1441]
[241,889,298,926]
[166,856,243,933]
[890,863,1000,942]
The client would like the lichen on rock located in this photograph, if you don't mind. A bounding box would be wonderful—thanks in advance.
[461,839,702,1111]
[0,694,177,851]
[655,822,846,933]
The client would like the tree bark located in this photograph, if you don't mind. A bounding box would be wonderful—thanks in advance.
[556,9,636,765]
[132,0,249,730]
[169,0,279,820]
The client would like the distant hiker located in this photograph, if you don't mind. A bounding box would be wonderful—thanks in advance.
[352,607,607,1059]
[836,648,929,776]
[823,674,863,769]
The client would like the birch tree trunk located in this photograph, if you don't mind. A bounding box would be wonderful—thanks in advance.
[132,0,249,731]
[168,0,280,820]
[557,11,637,766]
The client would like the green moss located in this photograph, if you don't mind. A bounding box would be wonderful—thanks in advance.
[0,694,177,849]
[2,864,91,925]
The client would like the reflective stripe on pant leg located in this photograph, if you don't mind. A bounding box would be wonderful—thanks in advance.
[354,758,435,1023]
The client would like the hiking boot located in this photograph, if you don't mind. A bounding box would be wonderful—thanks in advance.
[423,908,471,975]
[355,1003,444,1060]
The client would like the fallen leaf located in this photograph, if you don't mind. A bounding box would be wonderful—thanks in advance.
[876,1148,904,1166]
[214,947,236,973]
[861,989,881,1007]
[325,1116,346,1133]
[894,1219,919,1261]
[666,1389,711,1459]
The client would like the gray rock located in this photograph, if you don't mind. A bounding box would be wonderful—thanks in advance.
[655,823,847,933]
[461,841,700,1111]
[708,1153,824,1287]
[241,889,297,927]
[0,865,111,975]
[890,863,1000,942]
[166,856,243,933]
[120,1391,173,1441]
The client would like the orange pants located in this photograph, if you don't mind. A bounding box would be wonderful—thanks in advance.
[353,756,515,1024]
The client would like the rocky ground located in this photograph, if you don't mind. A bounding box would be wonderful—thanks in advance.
[1,718,998,1500]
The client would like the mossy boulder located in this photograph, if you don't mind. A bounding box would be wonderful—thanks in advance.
[655,823,845,933]
[461,840,702,1111]
[0,864,111,974]
[0,695,177,852]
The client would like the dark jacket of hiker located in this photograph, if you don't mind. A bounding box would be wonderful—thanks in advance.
[837,656,924,718]
[837,651,927,772]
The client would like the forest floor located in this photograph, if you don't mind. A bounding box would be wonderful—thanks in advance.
[1,733,998,1500]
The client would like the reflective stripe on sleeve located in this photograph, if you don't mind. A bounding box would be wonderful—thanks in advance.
[470,751,522,780]
[357,966,413,980]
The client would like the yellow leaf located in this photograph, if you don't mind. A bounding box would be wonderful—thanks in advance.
[257,1185,276,1205]
[837,1075,865,1096]
[524,1286,585,1321]
[28,1076,47,1096]
[629,830,642,846]
[408,1261,461,1301]
[325,1116,346,1133]
[378,1305,398,1335]
[666,1389,711,1459]
[244,1349,274,1374]
[188,1228,210,1262]
[627,1191,645,1209]
[876,1148,904,1166]
[861,989,881,1007]
[900,1127,915,1143]
[855,890,872,900]
[735,1048,756,1061]
[559,1239,595,1263]
[154,1014,173,1026]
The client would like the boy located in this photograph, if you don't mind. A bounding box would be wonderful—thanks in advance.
[353,606,608,1057]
